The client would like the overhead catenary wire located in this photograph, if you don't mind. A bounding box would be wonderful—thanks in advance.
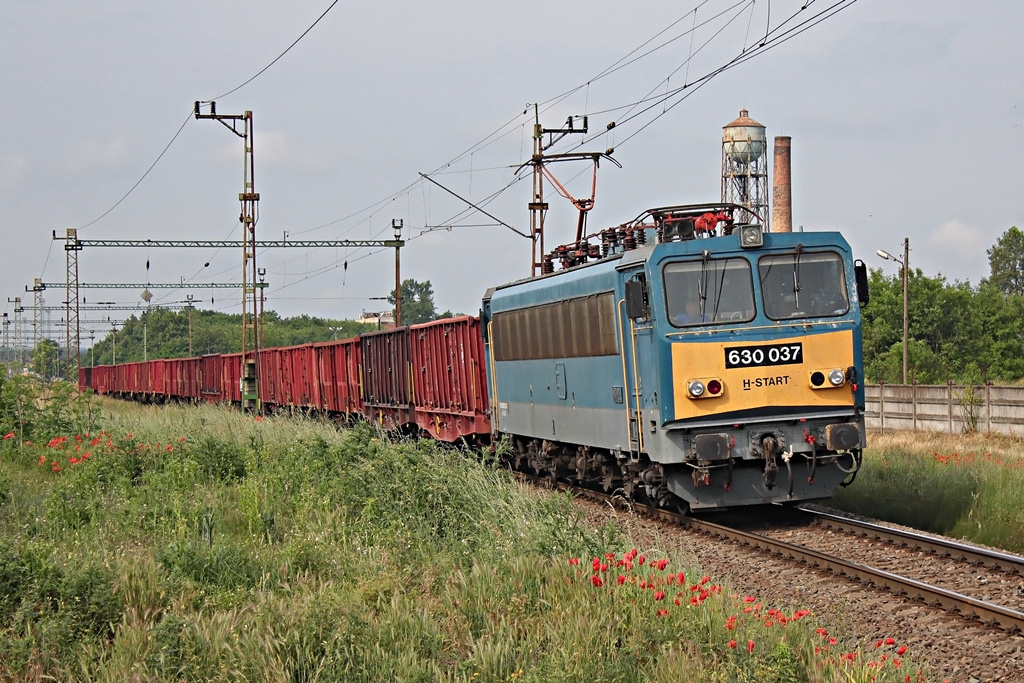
[69,1,341,236]
[293,0,848,265]
[44,0,858,314]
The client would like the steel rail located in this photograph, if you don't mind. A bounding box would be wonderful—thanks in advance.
[520,473,1024,634]
[676,514,1024,633]
[800,507,1024,576]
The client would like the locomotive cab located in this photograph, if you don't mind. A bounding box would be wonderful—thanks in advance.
[484,203,866,511]
[620,219,866,509]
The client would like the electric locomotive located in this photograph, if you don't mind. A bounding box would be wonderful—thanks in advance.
[482,203,868,510]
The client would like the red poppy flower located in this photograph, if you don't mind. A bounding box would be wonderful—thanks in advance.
[656,608,669,617]
[637,554,646,566]
[568,557,580,566]
[897,646,907,656]
[654,591,665,601]
[743,596,756,603]
[747,640,755,653]
[656,559,669,571]
[885,637,895,645]
[4,432,14,440]
[728,640,737,649]
[591,575,604,587]
[617,575,626,585]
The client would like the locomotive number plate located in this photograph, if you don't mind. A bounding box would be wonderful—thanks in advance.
[724,342,803,369]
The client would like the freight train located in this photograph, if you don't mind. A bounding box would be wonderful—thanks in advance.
[80,202,868,511]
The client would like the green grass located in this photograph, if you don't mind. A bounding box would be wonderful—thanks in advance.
[0,396,927,682]
[831,430,1024,552]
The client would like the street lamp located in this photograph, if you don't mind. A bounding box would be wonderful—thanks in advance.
[393,219,403,327]
[876,237,910,384]
[108,318,119,365]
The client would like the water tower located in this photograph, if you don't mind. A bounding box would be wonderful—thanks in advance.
[721,109,769,229]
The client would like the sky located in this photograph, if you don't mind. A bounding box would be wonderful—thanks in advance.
[2,0,1022,347]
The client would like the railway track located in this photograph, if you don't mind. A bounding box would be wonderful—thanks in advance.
[524,473,1024,634]
[685,506,1024,634]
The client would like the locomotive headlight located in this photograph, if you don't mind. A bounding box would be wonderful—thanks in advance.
[809,369,845,389]
[687,378,724,399]
[738,224,763,249]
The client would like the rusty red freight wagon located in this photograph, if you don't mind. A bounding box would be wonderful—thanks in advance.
[409,316,490,442]
[360,327,414,429]
[313,338,363,416]
[200,354,226,402]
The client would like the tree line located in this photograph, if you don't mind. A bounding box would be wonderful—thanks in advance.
[6,279,452,374]
[12,226,1024,386]
[84,278,454,366]
[863,226,1024,385]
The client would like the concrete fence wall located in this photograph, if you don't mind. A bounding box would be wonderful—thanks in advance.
[865,383,1024,435]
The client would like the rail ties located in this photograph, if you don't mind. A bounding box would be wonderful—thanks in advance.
[802,507,1024,577]
[516,471,1024,632]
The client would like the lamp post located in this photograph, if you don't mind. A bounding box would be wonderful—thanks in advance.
[108,318,119,365]
[393,219,403,327]
[876,237,910,384]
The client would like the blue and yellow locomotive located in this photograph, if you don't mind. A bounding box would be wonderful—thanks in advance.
[482,203,868,510]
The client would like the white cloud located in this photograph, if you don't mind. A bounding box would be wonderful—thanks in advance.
[67,136,130,173]
[0,153,26,188]
[209,129,330,171]
[918,219,989,283]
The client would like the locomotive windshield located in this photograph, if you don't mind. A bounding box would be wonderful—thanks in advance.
[758,251,849,319]
[664,257,755,327]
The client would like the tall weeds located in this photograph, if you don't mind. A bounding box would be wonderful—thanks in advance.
[831,430,1024,551]
[0,397,924,682]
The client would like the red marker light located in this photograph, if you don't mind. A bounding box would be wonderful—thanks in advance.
[707,379,722,395]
